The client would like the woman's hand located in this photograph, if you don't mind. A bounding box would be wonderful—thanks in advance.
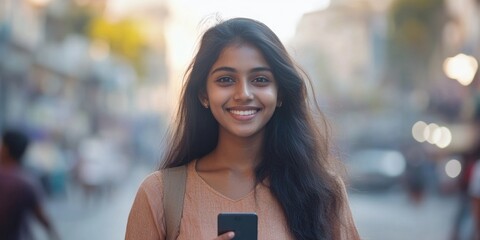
[213,231,235,240]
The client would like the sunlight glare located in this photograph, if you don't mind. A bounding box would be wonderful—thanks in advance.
[169,0,331,42]
[164,0,332,113]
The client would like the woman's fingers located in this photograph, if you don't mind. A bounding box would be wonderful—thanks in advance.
[213,231,235,240]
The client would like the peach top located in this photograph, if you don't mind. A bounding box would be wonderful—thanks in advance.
[125,161,359,240]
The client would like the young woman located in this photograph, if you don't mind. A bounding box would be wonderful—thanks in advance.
[126,17,360,240]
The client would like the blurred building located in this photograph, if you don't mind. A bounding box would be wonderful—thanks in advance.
[293,0,392,103]
[0,0,171,195]
[291,0,398,151]
[291,0,479,193]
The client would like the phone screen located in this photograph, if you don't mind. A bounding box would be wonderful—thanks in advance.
[217,212,258,240]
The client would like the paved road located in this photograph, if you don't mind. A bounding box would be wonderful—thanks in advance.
[31,164,151,240]
[31,166,463,240]
[349,189,461,240]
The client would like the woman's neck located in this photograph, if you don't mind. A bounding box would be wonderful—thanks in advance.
[202,130,263,173]
[195,131,264,200]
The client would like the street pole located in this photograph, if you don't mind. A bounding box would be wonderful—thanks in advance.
[0,0,14,131]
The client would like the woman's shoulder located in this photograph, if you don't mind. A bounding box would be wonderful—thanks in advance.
[138,164,191,194]
[137,170,165,197]
[144,170,164,183]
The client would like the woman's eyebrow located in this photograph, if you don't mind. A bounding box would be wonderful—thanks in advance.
[210,66,272,75]
[210,66,236,75]
[250,67,272,73]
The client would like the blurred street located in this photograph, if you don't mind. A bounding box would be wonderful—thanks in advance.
[29,164,461,240]
[2,0,480,239]
[350,190,459,240]
[30,164,152,240]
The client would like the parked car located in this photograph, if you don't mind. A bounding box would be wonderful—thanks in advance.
[346,149,406,191]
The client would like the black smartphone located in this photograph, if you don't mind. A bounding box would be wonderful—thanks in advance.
[217,212,258,240]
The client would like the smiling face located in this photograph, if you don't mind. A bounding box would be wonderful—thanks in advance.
[202,43,279,140]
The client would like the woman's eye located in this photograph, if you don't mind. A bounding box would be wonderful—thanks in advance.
[216,77,234,83]
[253,77,270,84]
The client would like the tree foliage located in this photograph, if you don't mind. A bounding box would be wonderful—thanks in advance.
[88,17,146,76]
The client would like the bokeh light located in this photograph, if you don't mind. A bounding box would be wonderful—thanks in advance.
[435,127,452,149]
[380,151,406,177]
[445,159,462,178]
[412,121,427,142]
[425,123,439,144]
[412,121,452,149]
[443,53,479,86]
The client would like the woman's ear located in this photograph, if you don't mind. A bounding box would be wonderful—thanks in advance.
[276,94,283,107]
[198,91,209,108]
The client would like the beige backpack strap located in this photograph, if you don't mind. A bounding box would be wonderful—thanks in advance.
[163,165,187,240]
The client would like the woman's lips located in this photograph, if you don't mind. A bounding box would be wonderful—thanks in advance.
[229,109,257,116]
[227,108,260,120]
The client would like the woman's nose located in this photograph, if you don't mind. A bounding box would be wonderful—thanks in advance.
[233,80,253,101]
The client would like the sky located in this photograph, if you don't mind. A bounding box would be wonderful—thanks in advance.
[170,0,331,42]
[105,0,331,42]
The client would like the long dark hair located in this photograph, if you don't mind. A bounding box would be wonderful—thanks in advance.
[161,17,344,240]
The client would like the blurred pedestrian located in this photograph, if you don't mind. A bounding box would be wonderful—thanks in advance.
[73,135,128,207]
[451,152,476,240]
[402,142,428,205]
[126,17,359,240]
[470,157,480,240]
[0,128,59,240]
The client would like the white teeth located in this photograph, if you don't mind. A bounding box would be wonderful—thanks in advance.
[229,110,257,116]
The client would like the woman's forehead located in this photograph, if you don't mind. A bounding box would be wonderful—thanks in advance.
[209,43,270,73]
